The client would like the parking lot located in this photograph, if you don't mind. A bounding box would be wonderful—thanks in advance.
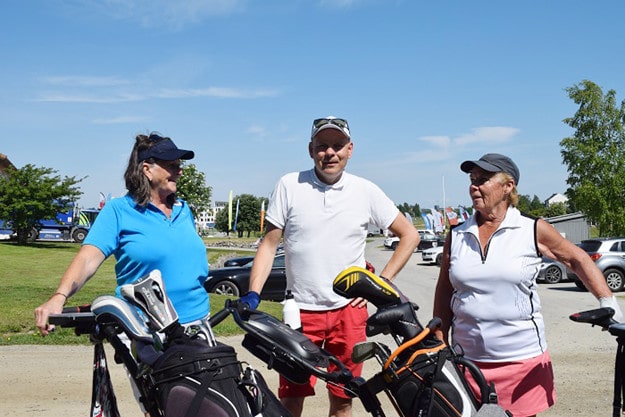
[1,237,621,416]
[369,237,621,417]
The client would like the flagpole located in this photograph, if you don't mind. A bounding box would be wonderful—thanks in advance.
[442,176,448,230]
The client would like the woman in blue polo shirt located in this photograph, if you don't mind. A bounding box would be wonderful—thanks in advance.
[35,132,210,333]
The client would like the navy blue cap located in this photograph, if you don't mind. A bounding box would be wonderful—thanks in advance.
[138,138,194,162]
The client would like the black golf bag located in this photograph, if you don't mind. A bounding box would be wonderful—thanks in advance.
[333,266,510,417]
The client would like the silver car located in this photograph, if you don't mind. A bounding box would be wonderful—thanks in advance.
[570,237,625,292]
[537,257,568,284]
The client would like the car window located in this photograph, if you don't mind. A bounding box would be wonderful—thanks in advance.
[272,255,286,268]
[579,240,602,252]
[611,241,625,253]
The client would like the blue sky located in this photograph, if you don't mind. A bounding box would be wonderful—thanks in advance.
[2,1,624,210]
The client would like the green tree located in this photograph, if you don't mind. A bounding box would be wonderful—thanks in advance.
[215,205,229,234]
[517,195,532,214]
[516,194,546,217]
[214,194,265,237]
[176,162,212,218]
[561,80,625,236]
[544,202,568,218]
[397,202,421,220]
[0,164,83,244]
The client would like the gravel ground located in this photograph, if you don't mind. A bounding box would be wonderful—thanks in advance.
[1,238,621,416]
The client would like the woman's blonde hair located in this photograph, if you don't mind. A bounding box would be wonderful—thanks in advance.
[499,172,519,207]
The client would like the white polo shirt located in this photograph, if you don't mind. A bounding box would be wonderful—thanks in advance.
[265,169,399,310]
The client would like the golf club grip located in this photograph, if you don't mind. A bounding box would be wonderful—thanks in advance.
[209,308,230,327]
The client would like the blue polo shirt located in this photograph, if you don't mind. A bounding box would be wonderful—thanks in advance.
[84,194,209,323]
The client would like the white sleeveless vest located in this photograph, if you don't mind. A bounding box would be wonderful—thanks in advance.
[449,206,545,362]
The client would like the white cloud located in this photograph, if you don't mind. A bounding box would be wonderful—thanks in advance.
[93,115,149,124]
[40,75,130,87]
[454,126,520,146]
[63,0,244,29]
[420,135,451,147]
[35,92,143,103]
[156,87,279,99]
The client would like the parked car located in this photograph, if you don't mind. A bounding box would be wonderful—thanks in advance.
[417,234,446,252]
[384,229,441,251]
[205,253,287,300]
[223,256,255,267]
[205,255,376,301]
[421,246,444,266]
[367,224,383,237]
[223,245,285,267]
[536,257,568,284]
[569,237,625,292]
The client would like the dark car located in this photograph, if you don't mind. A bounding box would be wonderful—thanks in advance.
[205,256,376,301]
[205,254,287,300]
[569,237,625,292]
[417,235,446,252]
[222,245,285,267]
[223,256,255,267]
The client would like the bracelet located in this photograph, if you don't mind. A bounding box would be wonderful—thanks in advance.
[51,292,68,305]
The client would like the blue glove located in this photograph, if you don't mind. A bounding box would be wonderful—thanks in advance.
[238,291,261,310]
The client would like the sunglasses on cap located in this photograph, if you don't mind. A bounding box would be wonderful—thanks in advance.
[313,117,349,130]
[311,117,351,139]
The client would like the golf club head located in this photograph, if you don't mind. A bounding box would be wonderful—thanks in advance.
[352,341,391,365]
[333,266,407,308]
[120,269,179,332]
[91,295,154,344]
[367,302,424,340]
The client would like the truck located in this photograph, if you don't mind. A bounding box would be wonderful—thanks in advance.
[32,207,100,243]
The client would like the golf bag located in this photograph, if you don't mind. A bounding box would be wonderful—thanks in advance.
[334,266,509,417]
[151,341,250,417]
[116,270,290,417]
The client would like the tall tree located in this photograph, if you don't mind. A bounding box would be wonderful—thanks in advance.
[0,164,83,244]
[176,162,212,218]
[561,80,625,236]
[214,194,264,237]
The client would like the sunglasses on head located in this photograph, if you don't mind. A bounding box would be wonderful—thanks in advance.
[312,118,349,130]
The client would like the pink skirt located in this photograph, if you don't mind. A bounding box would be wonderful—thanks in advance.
[464,350,556,417]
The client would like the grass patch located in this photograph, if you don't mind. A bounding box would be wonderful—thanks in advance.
[0,240,281,345]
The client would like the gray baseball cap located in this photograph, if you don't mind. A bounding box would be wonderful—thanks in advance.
[460,153,520,185]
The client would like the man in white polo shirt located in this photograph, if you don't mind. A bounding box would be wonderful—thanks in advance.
[241,116,420,417]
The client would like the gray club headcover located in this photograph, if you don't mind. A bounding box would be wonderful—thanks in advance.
[119,270,179,332]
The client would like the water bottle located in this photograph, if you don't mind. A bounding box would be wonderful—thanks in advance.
[282,290,301,331]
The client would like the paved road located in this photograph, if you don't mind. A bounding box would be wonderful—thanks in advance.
[1,238,622,416]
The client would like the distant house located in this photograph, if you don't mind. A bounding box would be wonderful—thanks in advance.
[544,211,589,244]
[0,153,15,179]
[545,193,568,207]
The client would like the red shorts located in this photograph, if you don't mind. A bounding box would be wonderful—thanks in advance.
[464,350,556,417]
[278,303,368,399]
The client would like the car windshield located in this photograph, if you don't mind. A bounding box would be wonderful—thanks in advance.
[578,240,604,252]
[246,254,285,269]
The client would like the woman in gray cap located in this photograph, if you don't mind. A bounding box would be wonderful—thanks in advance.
[433,153,622,417]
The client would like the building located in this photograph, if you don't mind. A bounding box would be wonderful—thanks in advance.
[0,153,15,179]
[545,192,568,207]
[195,200,228,231]
[544,211,589,244]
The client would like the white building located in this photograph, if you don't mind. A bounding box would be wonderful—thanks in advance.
[544,193,568,207]
[196,200,227,231]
